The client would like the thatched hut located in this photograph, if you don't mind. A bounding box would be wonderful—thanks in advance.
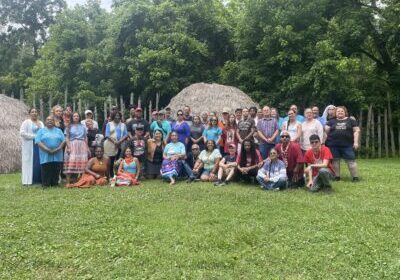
[166,83,259,115]
[0,94,29,174]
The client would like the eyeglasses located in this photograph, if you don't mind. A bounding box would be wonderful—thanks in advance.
[310,140,320,144]
[281,135,289,138]
[191,148,199,151]
[177,113,183,116]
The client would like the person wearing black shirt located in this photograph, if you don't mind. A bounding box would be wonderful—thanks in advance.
[215,143,238,186]
[185,144,202,182]
[325,106,360,181]
[127,107,150,139]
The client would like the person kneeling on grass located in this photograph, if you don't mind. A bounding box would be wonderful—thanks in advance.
[114,147,140,186]
[214,143,237,186]
[66,146,110,188]
[256,148,287,191]
[304,134,335,192]
[236,139,264,183]
[197,140,222,182]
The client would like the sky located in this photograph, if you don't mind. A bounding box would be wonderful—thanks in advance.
[66,0,112,10]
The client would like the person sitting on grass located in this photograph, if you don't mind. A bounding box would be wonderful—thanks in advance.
[185,144,202,182]
[256,148,287,191]
[197,140,222,182]
[304,134,335,192]
[214,143,238,186]
[114,147,140,186]
[66,146,110,188]
[236,139,264,183]
[161,132,186,185]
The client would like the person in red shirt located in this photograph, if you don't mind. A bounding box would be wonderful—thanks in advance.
[275,131,304,188]
[304,134,335,192]
[236,139,264,183]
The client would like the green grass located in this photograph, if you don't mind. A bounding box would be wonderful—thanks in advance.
[1,159,400,279]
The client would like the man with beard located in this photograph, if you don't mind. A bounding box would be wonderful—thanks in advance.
[237,108,255,152]
[275,131,304,188]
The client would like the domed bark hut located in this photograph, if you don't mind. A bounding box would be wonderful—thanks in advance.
[166,83,259,115]
[0,94,29,173]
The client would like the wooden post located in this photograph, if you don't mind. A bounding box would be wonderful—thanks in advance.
[388,97,396,157]
[108,95,112,113]
[371,107,375,158]
[32,92,36,108]
[11,91,14,98]
[78,98,82,116]
[377,112,382,158]
[48,92,53,115]
[138,96,141,108]
[20,88,24,102]
[103,101,107,121]
[73,99,76,112]
[365,105,371,159]
[384,108,389,157]
[94,105,98,122]
[130,92,134,106]
[144,108,147,122]
[39,97,44,121]
[358,109,363,148]
[1,89,5,95]
[156,93,160,111]
[64,86,68,107]
[120,96,124,116]
[114,98,118,110]
[148,100,152,122]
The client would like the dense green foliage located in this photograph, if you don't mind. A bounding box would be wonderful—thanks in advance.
[1,159,400,278]
[1,0,400,116]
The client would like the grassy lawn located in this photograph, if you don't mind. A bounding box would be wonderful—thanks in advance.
[1,159,400,279]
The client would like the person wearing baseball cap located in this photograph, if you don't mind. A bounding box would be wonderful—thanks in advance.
[150,109,171,140]
[81,109,99,130]
[127,106,150,140]
[215,143,238,186]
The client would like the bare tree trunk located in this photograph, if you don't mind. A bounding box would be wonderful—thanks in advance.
[64,86,68,108]
[78,98,82,116]
[358,109,363,148]
[384,108,389,157]
[48,93,53,115]
[130,92,134,106]
[148,100,152,122]
[120,96,124,117]
[11,91,14,98]
[156,93,160,111]
[108,95,112,113]
[39,97,44,121]
[387,92,396,157]
[371,107,375,158]
[366,105,372,159]
[32,92,36,108]
[73,99,76,112]
[94,105,98,122]
[138,96,141,108]
[378,112,382,158]
[20,88,24,102]
[103,101,107,122]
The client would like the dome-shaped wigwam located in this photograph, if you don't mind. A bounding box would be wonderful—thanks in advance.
[166,83,259,115]
[0,94,29,173]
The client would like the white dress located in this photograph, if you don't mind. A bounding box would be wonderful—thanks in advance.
[20,119,44,184]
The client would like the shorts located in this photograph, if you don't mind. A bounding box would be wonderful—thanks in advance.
[201,169,212,177]
[329,146,356,160]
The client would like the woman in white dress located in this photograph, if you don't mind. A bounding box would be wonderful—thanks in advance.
[20,108,44,185]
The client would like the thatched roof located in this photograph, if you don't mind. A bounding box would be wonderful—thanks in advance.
[0,94,29,174]
[166,83,259,115]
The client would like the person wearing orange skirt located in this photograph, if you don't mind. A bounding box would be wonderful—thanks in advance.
[114,147,141,186]
[66,146,110,188]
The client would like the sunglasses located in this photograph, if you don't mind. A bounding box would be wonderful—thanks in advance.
[177,113,183,116]
[310,140,320,144]
[192,148,199,150]
[281,135,289,138]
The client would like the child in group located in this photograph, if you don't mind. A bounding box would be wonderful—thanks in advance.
[214,143,238,186]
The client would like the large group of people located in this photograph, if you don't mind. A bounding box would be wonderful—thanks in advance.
[20,103,360,192]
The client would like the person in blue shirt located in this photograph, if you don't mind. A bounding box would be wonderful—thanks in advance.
[35,115,66,187]
[202,117,222,145]
[150,110,172,142]
[161,132,187,185]
[282,104,305,123]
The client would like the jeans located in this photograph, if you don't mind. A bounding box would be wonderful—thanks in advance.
[259,143,276,159]
[180,160,196,179]
[256,176,287,190]
[311,168,334,192]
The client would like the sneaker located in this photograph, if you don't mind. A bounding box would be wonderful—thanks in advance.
[352,177,359,182]
[309,183,321,192]
[214,180,222,186]
[219,181,226,186]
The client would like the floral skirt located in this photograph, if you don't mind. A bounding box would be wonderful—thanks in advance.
[160,159,182,178]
